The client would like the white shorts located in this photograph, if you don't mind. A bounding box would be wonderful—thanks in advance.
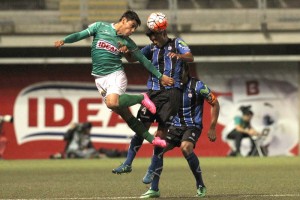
[94,70,127,98]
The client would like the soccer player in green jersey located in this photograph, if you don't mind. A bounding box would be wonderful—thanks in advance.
[54,10,173,147]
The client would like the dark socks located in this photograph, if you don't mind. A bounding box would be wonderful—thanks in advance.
[150,147,164,191]
[185,152,205,188]
[124,134,144,166]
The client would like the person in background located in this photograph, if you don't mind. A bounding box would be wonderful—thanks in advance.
[64,122,99,159]
[226,106,260,157]
[0,115,13,159]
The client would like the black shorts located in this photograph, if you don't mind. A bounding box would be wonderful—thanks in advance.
[137,88,181,126]
[166,126,202,147]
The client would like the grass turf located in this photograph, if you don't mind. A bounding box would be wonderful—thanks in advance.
[0,157,300,199]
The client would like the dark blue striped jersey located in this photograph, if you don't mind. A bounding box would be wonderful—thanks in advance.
[141,38,191,90]
[172,77,216,129]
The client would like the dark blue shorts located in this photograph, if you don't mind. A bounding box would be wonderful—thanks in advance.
[166,126,202,147]
[137,88,181,126]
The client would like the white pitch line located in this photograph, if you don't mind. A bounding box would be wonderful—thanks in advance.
[0,197,139,200]
[241,194,300,197]
[1,194,300,200]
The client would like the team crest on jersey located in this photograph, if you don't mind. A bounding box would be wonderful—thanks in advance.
[188,91,193,98]
[96,39,119,55]
[168,46,172,51]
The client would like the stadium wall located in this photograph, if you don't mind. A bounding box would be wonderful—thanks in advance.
[0,62,298,159]
[0,63,215,159]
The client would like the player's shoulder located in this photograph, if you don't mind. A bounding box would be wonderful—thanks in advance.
[175,37,189,47]
[88,21,109,28]
[186,77,200,89]
[189,77,211,94]
[190,77,205,87]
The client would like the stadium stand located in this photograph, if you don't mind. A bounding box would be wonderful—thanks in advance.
[0,0,300,34]
[59,0,128,24]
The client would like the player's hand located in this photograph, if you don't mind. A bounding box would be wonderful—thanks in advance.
[168,52,182,60]
[160,75,174,86]
[118,42,129,54]
[54,40,64,48]
[207,129,217,142]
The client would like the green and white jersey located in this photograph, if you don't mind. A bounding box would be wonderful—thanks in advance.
[63,21,162,79]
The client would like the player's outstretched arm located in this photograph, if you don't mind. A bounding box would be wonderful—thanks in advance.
[167,52,194,62]
[54,30,91,48]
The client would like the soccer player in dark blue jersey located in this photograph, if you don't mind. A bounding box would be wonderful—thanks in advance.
[112,18,194,174]
[140,72,220,198]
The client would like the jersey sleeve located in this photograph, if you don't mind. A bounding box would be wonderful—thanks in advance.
[63,22,102,43]
[124,37,139,51]
[176,38,191,54]
[196,81,216,105]
[63,29,91,43]
[86,22,101,36]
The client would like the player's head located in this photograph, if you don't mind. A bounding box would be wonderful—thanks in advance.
[117,10,141,36]
[145,28,168,47]
[240,105,253,121]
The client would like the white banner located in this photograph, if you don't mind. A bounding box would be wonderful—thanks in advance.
[14,81,154,145]
[198,63,299,156]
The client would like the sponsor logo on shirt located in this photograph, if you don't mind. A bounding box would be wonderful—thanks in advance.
[96,39,119,55]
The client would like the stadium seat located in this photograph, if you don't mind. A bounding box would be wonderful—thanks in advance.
[59,0,128,24]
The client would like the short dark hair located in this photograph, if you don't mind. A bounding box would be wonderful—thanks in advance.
[82,122,92,129]
[240,105,253,116]
[145,28,166,37]
[145,28,155,37]
[119,10,141,27]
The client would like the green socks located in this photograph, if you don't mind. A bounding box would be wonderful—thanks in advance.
[118,94,143,107]
[126,117,154,143]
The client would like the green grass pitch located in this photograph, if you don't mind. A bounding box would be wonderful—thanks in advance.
[1,157,300,199]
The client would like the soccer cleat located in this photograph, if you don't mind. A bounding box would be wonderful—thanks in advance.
[196,186,207,197]
[152,137,167,148]
[141,93,156,114]
[142,170,155,184]
[140,189,160,198]
[112,163,132,174]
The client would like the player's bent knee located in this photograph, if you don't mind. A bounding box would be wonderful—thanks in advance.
[180,142,193,156]
[106,101,119,110]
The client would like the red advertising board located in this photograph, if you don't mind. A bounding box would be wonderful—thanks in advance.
[0,64,297,159]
